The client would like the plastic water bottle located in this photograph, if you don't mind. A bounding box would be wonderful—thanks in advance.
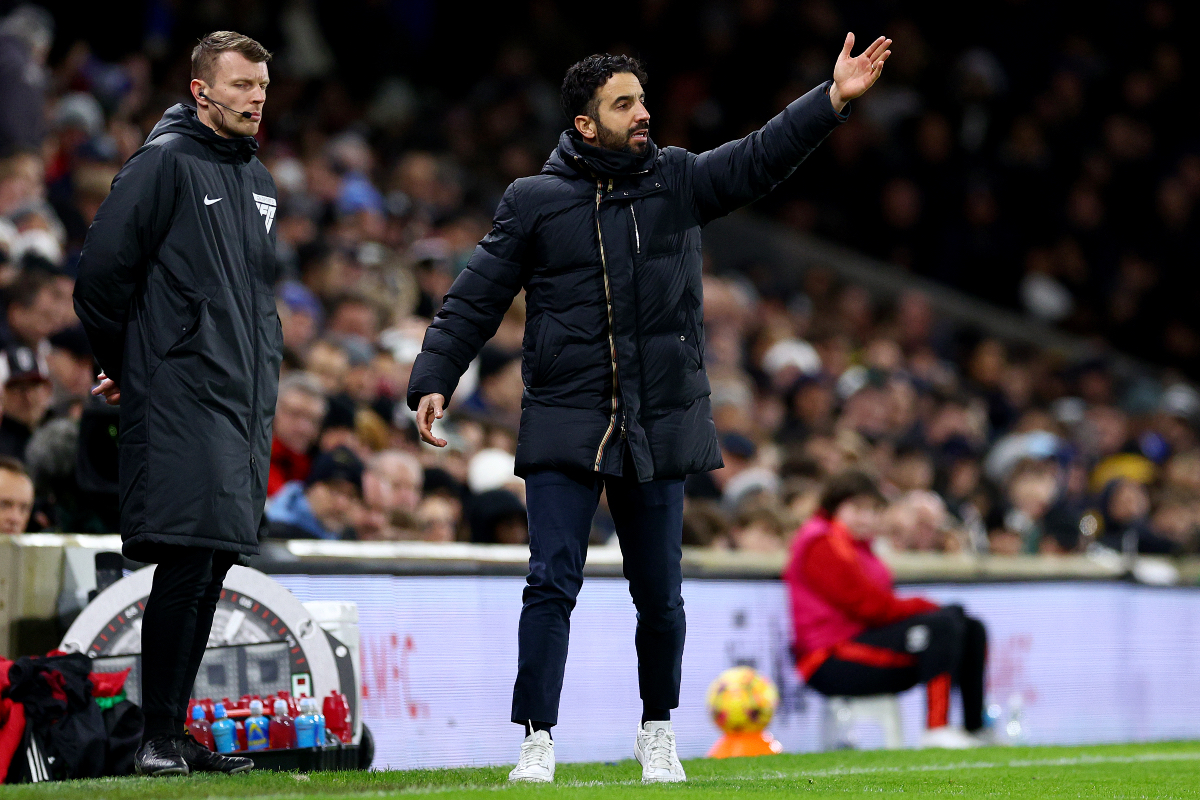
[245,700,270,751]
[1005,693,1028,743]
[212,703,238,753]
[324,690,352,743]
[295,698,317,748]
[188,704,215,750]
[278,690,300,718]
[270,698,297,749]
[311,698,326,746]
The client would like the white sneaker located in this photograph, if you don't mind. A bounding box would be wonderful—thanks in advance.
[920,725,981,749]
[509,729,554,782]
[635,721,686,783]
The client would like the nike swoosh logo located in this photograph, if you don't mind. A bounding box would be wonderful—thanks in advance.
[204,195,222,205]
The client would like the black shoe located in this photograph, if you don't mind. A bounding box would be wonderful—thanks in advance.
[134,736,189,777]
[176,733,254,774]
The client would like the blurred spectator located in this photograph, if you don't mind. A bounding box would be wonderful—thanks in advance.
[468,489,527,544]
[728,499,788,553]
[269,371,327,497]
[266,446,363,540]
[0,6,52,157]
[416,493,462,542]
[0,453,32,533]
[1096,477,1176,556]
[358,449,423,540]
[45,325,93,411]
[1,267,65,349]
[0,345,50,460]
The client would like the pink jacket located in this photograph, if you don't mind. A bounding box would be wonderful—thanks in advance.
[783,514,937,677]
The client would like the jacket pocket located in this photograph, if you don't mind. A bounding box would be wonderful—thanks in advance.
[688,286,705,363]
[163,299,210,359]
[532,313,556,386]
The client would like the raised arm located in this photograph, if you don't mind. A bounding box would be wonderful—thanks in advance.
[406,183,532,442]
[73,143,178,388]
[689,33,891,224]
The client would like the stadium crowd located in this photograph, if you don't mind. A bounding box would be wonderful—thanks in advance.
[0,1,1194,558]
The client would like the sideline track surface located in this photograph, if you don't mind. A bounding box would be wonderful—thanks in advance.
[5,741,1200,799]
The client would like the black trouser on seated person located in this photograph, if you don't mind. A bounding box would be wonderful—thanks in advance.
[140,545,238,743]
[512,453,685,728]
[806,605,987,731]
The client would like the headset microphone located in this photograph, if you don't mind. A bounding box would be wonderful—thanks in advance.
[199,91,253,120]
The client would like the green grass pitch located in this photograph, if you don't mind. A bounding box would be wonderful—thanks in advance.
[5,742,1200,798]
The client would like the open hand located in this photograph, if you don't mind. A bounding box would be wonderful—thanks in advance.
[830,33,892,112]
[416,393,447,447]
[91,371,120,405]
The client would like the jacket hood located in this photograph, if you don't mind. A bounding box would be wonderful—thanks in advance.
[147,103,259,164]
[544,128,658,179]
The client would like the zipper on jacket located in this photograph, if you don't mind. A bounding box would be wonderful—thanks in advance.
[630,205,640,254]
[241,166,261,473]
[593,179,619,471]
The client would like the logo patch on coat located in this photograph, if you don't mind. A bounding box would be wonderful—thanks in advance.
[253,192,276,232]
[905,624,930,653]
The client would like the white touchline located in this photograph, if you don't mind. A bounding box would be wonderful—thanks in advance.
[352,750,1200,795]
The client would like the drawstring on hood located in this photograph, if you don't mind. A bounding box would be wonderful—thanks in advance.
[146,103,259,164]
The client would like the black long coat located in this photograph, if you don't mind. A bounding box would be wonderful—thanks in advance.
[407,82,847,481]
[74,104,282,560]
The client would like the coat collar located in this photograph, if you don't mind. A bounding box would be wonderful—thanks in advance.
[145,103,259,164]
[544,129,658,180]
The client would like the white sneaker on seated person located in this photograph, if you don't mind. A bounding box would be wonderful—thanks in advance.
[920,725,981,749]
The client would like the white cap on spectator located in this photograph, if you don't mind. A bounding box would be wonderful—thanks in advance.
[761,338,822,378]
[468,448,521,494]
[53,92,105,137]
[985,430,1061,483]
[379,328,424,365]
[11,228,62,266]
[0,217,17,258]
[723,466,781,512]
[1161,383,1200,421]
[269,157,307,195]
[836,364,870,400]
[1051,396,1087,427]
[1020,272,1073,322]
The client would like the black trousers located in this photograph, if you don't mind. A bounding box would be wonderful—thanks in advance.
[139,545,237,742]
[511,460,685,726]
[806,606,987,731]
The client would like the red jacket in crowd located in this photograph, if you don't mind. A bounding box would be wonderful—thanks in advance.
[268,437,312,497]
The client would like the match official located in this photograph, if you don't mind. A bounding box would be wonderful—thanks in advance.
[73,31,281,777]
[409,33,891,783]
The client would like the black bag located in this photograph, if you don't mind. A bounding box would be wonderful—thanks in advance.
[101,700,143,776]
[4,725,53,783]
[4,653,111,780]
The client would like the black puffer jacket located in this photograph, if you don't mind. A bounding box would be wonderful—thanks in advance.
[408,82,846,481]
[74,104,282,560]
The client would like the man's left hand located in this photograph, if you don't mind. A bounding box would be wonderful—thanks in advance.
[829,33,892,113]
[92,372,120,405]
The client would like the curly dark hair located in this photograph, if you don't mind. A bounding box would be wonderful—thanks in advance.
[561,53,648,122]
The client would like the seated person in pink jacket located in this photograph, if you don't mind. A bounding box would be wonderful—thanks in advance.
[784,469,988,748]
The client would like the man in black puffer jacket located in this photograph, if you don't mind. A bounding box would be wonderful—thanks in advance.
[408,34,892,783]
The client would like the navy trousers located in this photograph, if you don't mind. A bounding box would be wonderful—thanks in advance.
[511,462,686,725]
